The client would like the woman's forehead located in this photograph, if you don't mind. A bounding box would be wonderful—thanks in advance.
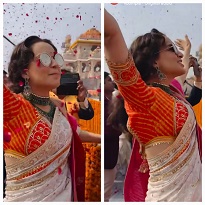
[32,41,55,55]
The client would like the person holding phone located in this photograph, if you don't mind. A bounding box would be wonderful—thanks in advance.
[50,73,94,121]
[171,35,202,106]
[104,9,201,202]
[3,36,100,202]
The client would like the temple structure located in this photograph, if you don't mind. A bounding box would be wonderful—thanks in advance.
[61,28,101,97]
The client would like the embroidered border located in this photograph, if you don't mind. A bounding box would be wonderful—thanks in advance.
[6,158,68,191]
[149,139,196,182]
[7,143,71,181]
[106,52,138,86]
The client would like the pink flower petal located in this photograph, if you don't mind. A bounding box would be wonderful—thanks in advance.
[116,94,122,99]
[58,167,62,175]
[4,131,11,142]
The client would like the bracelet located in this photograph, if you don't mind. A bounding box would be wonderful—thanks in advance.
[194,81,202,89]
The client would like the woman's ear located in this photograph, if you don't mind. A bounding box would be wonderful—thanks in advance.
[21,68,29,79]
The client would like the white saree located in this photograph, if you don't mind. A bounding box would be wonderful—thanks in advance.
[145,103,202,202]
[4,108,73,202]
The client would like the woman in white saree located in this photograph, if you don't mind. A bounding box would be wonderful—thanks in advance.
[104,9,201,202]
[3,36,100,202]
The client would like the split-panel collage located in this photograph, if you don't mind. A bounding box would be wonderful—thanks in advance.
[3,2,202,203]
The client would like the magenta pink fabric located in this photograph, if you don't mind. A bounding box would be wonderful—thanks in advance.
[124,139,149,201]
[170,79,184,94]
[67,114,85,202]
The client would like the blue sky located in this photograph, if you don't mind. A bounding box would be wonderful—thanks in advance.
[104,3,202,77]
[3,3,101,71]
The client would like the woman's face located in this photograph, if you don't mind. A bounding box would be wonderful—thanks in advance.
[155,36,185,79]
[26,41,61,91]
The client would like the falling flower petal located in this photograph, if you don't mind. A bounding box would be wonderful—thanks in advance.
[116,94,122,99]
[4,131,11,142]
[58,167,62,175]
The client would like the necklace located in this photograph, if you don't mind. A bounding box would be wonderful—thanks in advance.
[149,82,173,95]
[26,93,51,106]
[23,93,56,123]
[33,102,56,123]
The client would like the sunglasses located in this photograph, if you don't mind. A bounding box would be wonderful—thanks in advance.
[155,43,179,55]
[36,53,64,67]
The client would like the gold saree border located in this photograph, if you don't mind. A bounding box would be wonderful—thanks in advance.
[7,143,71,181]
[6,157,68,191]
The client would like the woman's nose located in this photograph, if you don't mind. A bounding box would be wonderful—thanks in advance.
[177,50,183,58]
[51,58,59,68]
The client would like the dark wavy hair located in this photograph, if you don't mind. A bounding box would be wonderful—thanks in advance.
[8,36,57,93]
[129,28,165,82]
[107,29,166,132]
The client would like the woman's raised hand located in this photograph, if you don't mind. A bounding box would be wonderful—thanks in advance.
[175,35,191,52]
[104,9,128,64]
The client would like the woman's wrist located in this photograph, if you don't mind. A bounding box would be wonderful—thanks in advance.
[194,81,202,89]
[195,77,202,82]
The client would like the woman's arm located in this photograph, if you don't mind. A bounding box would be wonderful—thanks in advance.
[104,9,155,109]
[78,129,101,143]
[104,9,128,64]
[174,35,191,86]
[4,84,21,122]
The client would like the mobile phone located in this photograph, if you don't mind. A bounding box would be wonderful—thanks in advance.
[57,72,80,95]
